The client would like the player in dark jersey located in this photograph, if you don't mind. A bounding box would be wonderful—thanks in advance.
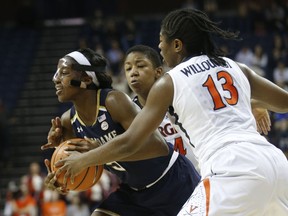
[41,48,200,216]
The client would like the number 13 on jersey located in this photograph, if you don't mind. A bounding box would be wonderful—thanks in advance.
[202,71,239,110]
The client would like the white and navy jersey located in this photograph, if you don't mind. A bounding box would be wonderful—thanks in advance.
[70,89,178,189]
[133,96,198,169]
[167,55,271,168]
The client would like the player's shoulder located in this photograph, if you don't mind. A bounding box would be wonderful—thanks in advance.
[106,90,133,106]
[105,90,140,118]
[62,109,71,120]
[61,108,72,128]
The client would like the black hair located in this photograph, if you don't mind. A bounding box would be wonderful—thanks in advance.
[161,8,241,66]
[125,45,162,68]
[77,48,112,89]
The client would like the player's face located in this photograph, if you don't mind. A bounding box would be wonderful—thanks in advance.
[53,57,82,102]
[124,52,161,99]
[159,32,179,68]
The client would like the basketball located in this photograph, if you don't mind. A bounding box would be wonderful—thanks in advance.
[50,138,103,191]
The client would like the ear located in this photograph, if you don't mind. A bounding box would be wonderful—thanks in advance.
[155,66,164,79]
[174,39,183,52]
[82,74,93,85]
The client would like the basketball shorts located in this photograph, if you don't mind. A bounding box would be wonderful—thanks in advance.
[177,142,288,216]
[94,154,200,216]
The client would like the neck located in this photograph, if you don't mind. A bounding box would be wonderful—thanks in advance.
[74,91,97,125]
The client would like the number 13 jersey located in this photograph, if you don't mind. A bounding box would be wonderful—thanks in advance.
[167,55,270,168]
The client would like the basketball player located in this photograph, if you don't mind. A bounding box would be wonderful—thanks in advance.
[124,44,199,169]
[123,44,272,172]
[53,9,288,215]
[41,48,200,216]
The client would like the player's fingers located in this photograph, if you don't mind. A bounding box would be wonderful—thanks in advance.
[64,144,78,151]
[57,187,69,195]
[54,164,65,178]
[63,170,70,186]
[84,136,92,142]
[84,136,101,149]
[264,115,271,130]
[41,143,54,150]
[51,118,57,129]
[55,127,62,135]
[259,123,266,135]
[44,159,51,173]
[260,116,271,135]
[256,122,261,133]
[66,140,89,152]
[55,117,62,127]
[54,159,64,169]
[44,172,55,185]
[70,175,75,185]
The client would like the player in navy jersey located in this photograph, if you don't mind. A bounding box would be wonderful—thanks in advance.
[41,47,200,216]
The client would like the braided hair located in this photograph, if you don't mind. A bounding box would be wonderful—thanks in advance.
[161,8,241,66]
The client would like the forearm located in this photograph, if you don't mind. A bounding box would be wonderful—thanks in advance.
[80,133,169,167]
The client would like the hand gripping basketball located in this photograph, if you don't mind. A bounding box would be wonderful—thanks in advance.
[50,138,103,191]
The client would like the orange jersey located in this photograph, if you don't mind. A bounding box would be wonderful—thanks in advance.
[41,200,66,216]
[13,194,36,216]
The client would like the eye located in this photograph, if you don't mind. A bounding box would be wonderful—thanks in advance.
[137,64,145,68]
[124,66,131,72]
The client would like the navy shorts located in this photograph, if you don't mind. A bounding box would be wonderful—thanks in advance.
[94,155,200,216]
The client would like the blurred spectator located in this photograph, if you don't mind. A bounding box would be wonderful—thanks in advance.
[182,0,200,10]
[267,34,288,81]
[265,1,286,32]
[79,9,105,49]
[235,44,254,67]
[41,189,66,216]
[66,192,90,216]
[273,59,288,90]
[105,39,124,76]
[94,42,106,57]
[103,18,121,49]
[21,162,45,214]
[235,2,253,34]
[272,34,287,62]
[3,181,18,216]
[273,113,288,153]
[120,17,142,52]
[6,176,37,216]
[203,0,218,16]
[251,44,268,77]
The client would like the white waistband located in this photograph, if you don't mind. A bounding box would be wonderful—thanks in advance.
[131,151,179,191]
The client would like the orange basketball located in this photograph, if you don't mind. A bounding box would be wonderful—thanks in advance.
[50,138,103,191]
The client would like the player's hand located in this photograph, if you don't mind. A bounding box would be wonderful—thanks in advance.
[41,117,63,150]
[64,136,101,153]
[252,107,271,135]
[43,159,69,194]
[54,151,84,186]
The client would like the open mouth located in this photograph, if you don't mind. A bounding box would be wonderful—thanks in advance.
[55,86,63,95]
